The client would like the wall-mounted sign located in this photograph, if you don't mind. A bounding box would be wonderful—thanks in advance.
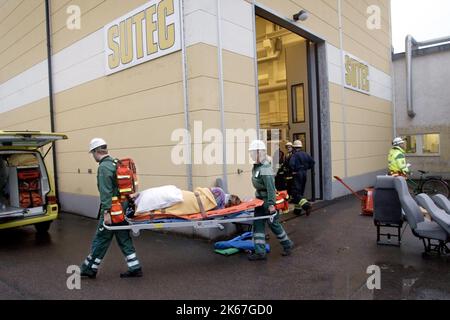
[104,0,181,75]
[343,52,370,94]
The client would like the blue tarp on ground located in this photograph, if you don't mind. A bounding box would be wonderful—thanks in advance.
[214,231,270,252]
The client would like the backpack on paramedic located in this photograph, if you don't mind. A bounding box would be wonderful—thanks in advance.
[114,158,138,197]
[108,158,138,225]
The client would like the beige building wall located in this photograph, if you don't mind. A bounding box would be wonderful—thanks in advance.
[0,0,53,172]
[49,0,188,215]
[1,0,394,217]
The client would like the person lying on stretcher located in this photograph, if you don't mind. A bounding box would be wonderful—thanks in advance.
[126,186,241,218]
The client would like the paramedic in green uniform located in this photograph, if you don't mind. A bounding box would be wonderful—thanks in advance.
[248,140,294,261]
[80,138,142,279]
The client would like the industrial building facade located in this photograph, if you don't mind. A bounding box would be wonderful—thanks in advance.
[393,42,450,179]
[0,0,394,220]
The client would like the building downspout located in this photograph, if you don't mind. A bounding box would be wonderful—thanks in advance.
[337,0,348,177]
[405,35,450,119]
[252,0,260,138]
[180,0,193,191]
[216,0,228,193]
[405,35,416,118]
[388,3,397,137]
[44,0,60,201]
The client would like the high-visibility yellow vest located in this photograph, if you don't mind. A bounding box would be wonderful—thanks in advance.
[388,146,409,175]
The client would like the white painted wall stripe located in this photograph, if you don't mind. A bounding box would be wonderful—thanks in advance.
[52,30,104,75]
[0,60,48,100]
[184,0,254,59]
[184,0,216,16]
[326,43,392,102]
[220,0,253,32]
[0,75,49,113]
[0,29,105,114]
[222,19,254,58]
[53,52,105,94]
[185,9,218,48]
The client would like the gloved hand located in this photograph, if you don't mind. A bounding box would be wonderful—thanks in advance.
[268,205,276,214]
[104,210,112,225]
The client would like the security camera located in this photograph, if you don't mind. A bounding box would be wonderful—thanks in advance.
[293,9,308,21]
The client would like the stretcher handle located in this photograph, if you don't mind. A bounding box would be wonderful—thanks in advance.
[194,191,207,219]
[333,176,365,201]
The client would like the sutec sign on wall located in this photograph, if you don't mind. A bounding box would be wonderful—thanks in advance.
[344,52,370,94]
[104,0,181,75]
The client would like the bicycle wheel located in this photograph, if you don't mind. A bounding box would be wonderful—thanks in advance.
[421,179,450,198]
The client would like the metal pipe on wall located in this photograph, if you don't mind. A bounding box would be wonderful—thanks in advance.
[405,35,416,118]
[216,0,228,193]
[44,0,60,202]
[252,0,261,139]
[180,0,193,191]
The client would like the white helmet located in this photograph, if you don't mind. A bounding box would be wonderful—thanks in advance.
[293,140,303,148]
[392,137,405,146]
[88,138,107,153]
[248,140,266,151]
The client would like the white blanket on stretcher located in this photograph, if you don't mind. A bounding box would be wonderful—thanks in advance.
[135,185,183,213]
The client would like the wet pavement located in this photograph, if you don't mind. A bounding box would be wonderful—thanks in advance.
[0,194,449,300]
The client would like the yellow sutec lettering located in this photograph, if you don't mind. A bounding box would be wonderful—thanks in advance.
[145,5,158,55]
[345,55,352,86]
[350,59,357,87]
[107,25,120,69]
[132,11,145,59]
[120,18,133,64]
[361,66,369,91]
[158,0,175,50]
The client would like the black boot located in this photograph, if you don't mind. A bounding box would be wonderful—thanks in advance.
[302,202,312,216]
[80,269,97,279]
[281,242,294,256]
[120,268,143,278]
[294,208,303,216]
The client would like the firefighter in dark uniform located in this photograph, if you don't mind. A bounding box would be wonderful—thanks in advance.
[248,140,294,261]
[289,140,315,216]
[80,138,142,279]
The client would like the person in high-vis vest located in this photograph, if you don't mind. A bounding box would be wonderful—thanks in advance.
[248,140,294,261]
[388,137,410,176]
[289,140,315,216]
[80,138,142,279]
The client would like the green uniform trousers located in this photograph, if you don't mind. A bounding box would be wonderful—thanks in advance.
[81,216,141,274]
[253,201,293,255]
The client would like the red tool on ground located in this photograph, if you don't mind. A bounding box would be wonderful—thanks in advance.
[334,176,373,216]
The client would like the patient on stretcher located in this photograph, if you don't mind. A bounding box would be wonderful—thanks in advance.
[127,186,241,218]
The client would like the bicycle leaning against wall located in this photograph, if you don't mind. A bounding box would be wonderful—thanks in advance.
[407,170,450,198]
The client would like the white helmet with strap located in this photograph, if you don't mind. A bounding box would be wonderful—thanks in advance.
[392,137,405,146]
[88,138,107,153]
[248,140,266,151]
[293,140,303,148]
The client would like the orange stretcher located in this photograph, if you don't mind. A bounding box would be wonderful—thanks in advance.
[103,191,290,236]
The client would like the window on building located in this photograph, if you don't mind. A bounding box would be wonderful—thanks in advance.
[404,134,440,156]
[405,135,416,154]
[422,134,440,154]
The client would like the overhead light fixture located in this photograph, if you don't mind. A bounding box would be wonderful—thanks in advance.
[293,9,308,22]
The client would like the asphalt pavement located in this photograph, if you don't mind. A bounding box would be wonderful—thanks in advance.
[1,194,449,300]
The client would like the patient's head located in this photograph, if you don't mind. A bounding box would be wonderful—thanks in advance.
[226,194,241,208]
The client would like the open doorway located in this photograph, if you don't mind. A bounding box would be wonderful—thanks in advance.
[255,14,322,200]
